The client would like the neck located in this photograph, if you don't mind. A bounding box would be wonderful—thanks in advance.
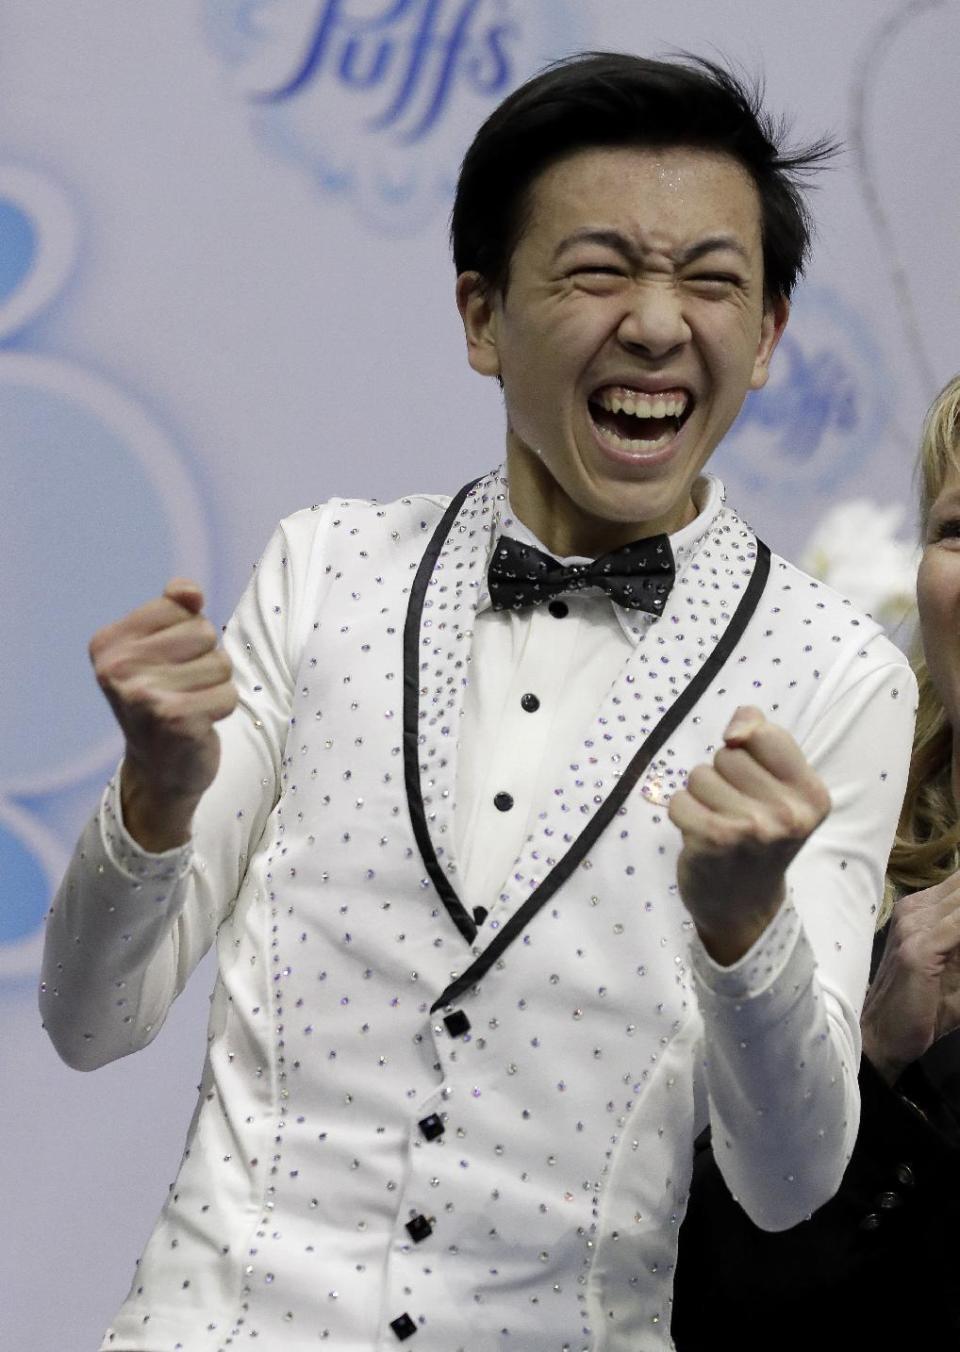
[505,444,698,557]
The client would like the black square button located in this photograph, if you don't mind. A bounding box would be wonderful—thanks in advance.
[405,1213,434,1243]
[418,1113,445,1140]
[390,1312,417,1340]
[443,1010,471,1038]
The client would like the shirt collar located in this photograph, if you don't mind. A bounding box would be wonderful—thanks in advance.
[476,469,727,644]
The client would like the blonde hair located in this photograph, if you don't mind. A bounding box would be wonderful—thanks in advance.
[884,374,960,919]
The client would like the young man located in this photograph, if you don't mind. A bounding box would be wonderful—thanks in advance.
[42,54,914,1351]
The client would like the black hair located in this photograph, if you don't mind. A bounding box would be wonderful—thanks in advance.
[451,52,837,302]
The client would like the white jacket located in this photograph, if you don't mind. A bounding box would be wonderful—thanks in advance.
[42,469,915,1351]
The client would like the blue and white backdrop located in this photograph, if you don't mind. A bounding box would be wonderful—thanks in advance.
[2,2,956,1345]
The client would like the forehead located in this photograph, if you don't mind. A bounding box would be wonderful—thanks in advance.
[519,144,763,257]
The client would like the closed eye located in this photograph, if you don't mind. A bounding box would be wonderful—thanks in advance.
[931,517,960,543]
[570,265,626,276]
[687,272,743,288]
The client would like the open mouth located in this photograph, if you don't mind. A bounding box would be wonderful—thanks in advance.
[588,384,691,454]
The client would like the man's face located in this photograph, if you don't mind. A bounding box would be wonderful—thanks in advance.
[458,144,788,554]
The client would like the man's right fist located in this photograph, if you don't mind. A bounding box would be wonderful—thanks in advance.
[88,579,238,851]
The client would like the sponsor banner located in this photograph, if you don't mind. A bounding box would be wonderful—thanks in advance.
[203,0,589,230]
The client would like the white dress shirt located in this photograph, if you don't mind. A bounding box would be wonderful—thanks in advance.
[456,484,709,914]
[41,471,916,1352]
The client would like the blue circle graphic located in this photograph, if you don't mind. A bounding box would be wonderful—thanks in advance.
[0,199,37,306]
[1,375,174,785]
[0,819,48,943]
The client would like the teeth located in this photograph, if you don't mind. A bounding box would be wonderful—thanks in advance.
[592,387,688,420]
[602,427,675,454]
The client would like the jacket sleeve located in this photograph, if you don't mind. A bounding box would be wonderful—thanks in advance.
[39,509,325,1070]
[689,648,917,1230]
[672,1052,960,1350]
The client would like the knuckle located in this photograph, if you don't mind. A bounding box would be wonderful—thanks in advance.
[748,813,787,851]
[771,796,817,841]
[219,683,240,717]
[809,780,832,820]
[193,616,219,648]
[123,676,168,715]
[775,804,805,838]
[897,934,929,970]
[667,791,690,827]
[895,892,924,921]
[888,913,914,949]
[745,808,774,842]
[214,649,234,680]
[94,652,134,688]
[712,746,740,776]
[707,820,740,852]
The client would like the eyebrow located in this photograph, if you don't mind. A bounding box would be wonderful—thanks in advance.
[552,229,751,267]
[677,235,751,265]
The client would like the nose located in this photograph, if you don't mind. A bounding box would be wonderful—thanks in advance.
[616,282,690,359]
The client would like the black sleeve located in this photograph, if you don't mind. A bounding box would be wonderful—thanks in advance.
[671,1055,960,1352]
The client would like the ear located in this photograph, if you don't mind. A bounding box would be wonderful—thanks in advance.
[749,295,790,391]
[456,271,502,378]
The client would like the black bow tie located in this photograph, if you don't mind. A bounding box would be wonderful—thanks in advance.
[487,533,676,613]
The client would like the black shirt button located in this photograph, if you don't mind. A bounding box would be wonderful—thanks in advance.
[443,1009,471,1038]
[859,1212,882,1232]
[406,1214,434,1243]
[493,791,514,812]
[877,1190,903,1209]
[520,692,540,712]
[548,600,569,618]
[894,1162,915,1187]
[418,1113,444,1141]
[390,1313,417,1340]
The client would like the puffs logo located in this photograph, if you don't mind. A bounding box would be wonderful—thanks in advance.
[721,287,891,501]
[203,0,588,230]
[254,0,518,142]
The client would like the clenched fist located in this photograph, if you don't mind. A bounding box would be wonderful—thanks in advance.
[667,706,831,965]
[89,579,238,851]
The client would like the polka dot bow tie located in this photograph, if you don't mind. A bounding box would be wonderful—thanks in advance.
[487,533,676,613]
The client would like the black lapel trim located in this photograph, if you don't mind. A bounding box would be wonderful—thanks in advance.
[403,476,485,945]
[429,539,772,1012]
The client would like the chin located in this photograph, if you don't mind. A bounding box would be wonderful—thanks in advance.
[587,478,679,521]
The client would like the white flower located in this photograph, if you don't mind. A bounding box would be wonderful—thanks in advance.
[798,499,920,628]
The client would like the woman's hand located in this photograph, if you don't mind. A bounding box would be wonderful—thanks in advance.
[861,872,960,1083]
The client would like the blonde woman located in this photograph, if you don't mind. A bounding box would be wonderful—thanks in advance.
[673,376,960,1351]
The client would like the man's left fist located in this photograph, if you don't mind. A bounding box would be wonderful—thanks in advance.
[667,706,831,965]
